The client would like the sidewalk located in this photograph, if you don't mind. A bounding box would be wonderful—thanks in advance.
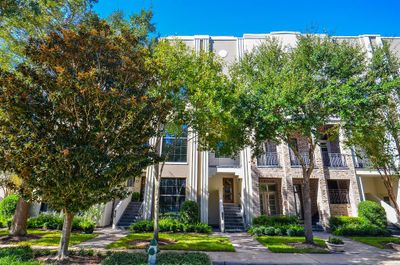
[208,232,400,265]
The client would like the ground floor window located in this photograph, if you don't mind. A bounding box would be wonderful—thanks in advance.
[160,178,186,213]
[259,181,279,215]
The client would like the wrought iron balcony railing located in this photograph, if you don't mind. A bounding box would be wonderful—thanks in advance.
[322,152,347,168]
[257,152,279,167]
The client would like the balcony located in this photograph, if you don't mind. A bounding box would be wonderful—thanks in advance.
[354,156,374,169]
[209,153,241,168]
[322,152,347,168]
[257,152,279,167]
[290,152,310,167]
[328,189,350,204]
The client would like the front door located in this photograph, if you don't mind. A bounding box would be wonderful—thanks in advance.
[260,183,278,215]
[293,184,304,219]
[223,178,234,203]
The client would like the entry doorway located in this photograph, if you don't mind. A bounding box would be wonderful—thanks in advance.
[223,178,234,203]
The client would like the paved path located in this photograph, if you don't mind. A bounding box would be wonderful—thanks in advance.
[75,227,129,249]
[208,232,400,265]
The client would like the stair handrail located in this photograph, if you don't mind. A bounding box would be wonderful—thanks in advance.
[219,188,225,232]
[112,193,132,229]
[137,201,145,220]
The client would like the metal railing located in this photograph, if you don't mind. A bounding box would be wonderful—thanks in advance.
[354,156,374,169]
[290,152,310,167]
[328,189,350,204]
[209,153,241,168]
[257,152,279,167]
[322,152,347,168]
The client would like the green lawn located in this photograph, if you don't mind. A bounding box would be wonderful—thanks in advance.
[256,236,329,253]
[0,229,97,246]
[350,236,400,249]
[107,233,235,252]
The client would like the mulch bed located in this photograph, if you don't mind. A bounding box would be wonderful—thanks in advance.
[287,242,326,250]
[0,234,42,243]
[38,256,103,265]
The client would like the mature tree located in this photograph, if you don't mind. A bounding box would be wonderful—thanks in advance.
[0,0,96,71]
[0,15,165,258]
[148,39,233,242]
[341,42,400,216]
[230,35,367,243]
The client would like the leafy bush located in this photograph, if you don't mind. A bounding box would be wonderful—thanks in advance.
[180,200,199,224]
[0,246,33,261]
[129,218,211,233]
[358,200,387,229]
[0,194,19,219]
[252,215,299,226]
[328,236,344,245]
[101,252,211,265]
[132,192,141,202]
[28,213,95,233]
[332,222,390,236]
[329,216,365,230]
[28,212,63,230]
[286,225,305,237]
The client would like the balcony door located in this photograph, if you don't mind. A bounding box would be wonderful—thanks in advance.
[223,178,234,203]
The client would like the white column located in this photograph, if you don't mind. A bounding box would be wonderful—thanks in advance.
[200,151,209,223]
[142,138,157,220]
[241,147,253,225]
[187,131,199,201]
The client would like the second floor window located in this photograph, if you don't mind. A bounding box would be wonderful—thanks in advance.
[162,127,188,163]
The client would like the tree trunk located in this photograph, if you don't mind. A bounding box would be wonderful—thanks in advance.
[10,198,29,236]
[57,210,74,260]
[153,172,160,241]
[302,171,314,244]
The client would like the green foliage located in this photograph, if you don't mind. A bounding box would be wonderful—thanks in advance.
[256,236,328,253]
[131,192,140,202]
[328,236,344,245]
[179,200,199,224]
[0,194,19,219]
[329,216,366,230]
[249,225,304,237]
[332,222,389,236]
[358,201,387,229]
[28,213,95,233]
[252,215,299,226]
[129,218,211,234]
[0,246,33,261]
[101,252,211,265]
[350,236,400,249]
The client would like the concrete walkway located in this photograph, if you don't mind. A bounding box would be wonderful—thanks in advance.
[209,232,400,265]
[75,227,129,249]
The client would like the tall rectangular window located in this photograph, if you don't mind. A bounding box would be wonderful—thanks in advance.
[159,178,186,213]
[162,127,188,163]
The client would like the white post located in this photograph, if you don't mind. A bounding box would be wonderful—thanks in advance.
[187,131,198,201]
[200,151,209,223]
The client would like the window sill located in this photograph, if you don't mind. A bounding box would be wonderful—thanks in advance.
[164,162,189,165]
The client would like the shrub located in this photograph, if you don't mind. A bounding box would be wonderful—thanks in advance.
[72,216,96,233]
[332,222,390,236]
[0,194,19,219]
[101,252,211,265]
[252,215,299,226]
[0,246,33,261]
[329,216,365,230]
[132,192,140,202]
[129,220,153,233]
[358,200,387,229]
[286,225,305,237]
[328,236,344,245]
[27,212,63,230]
[180,200,199,224]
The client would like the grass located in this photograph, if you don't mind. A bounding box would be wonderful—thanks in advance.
[102,252,211,265]
[350,236,400,249]
[0,229,97,246]
[107,233,235,252]
[256,236,329,253]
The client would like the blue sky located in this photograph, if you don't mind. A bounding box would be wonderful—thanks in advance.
[93,0,400,37]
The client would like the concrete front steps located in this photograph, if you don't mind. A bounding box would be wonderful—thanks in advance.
[116,201,142,229]
[224,204,245,232]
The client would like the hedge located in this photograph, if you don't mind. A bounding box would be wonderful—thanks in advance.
[180,200,199,224]
[249,224,305,237]
[129,218,211,233]
[101,252,211,265]
[252,215,299,226]
[27,213,95,233]
[358,200,387,229]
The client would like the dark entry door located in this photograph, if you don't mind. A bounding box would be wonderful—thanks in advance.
[223,178,234,203]
[293,184,304,219]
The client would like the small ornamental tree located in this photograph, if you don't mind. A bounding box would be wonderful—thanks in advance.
[0,16,165,259]
[230,35,367,243]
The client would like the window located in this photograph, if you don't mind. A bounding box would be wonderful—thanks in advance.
[162,128,188,162]
[160,178,186,213]
[259,182,279,215]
